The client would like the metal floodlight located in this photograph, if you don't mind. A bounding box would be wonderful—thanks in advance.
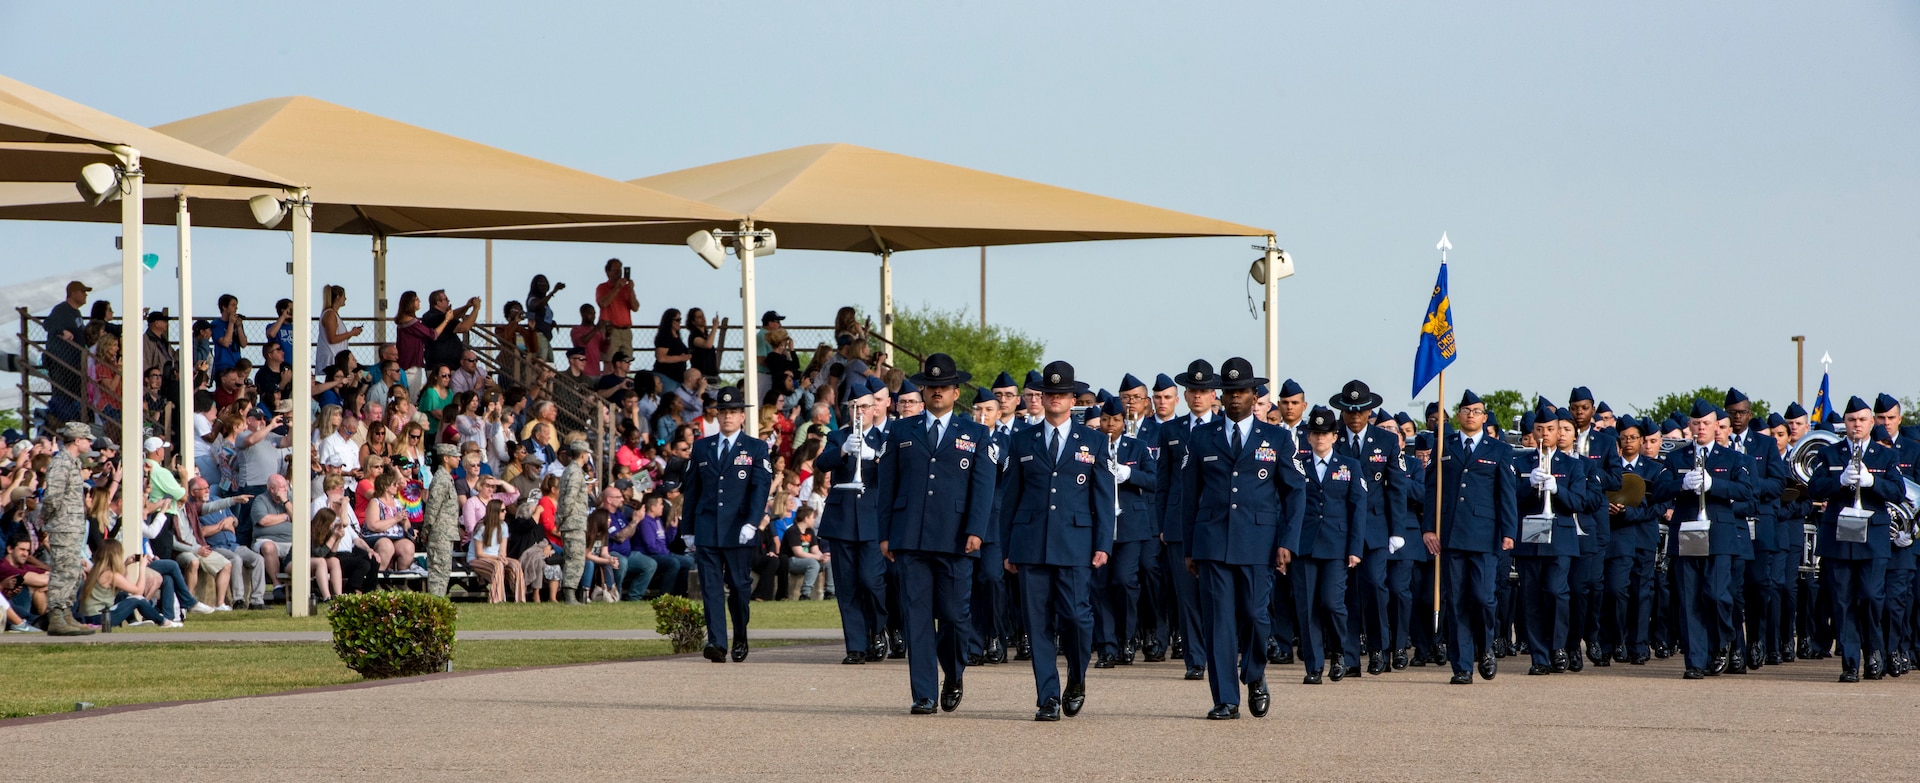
[1249,248,1294,285]
[688,229,726,269]
[248,194,289,229]
[76,162,122,207]
[748,232,775,258]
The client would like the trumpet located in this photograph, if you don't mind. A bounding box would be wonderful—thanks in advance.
[1849,439,1867,513]
[834,400,869,494]
[1693,442,1709,524]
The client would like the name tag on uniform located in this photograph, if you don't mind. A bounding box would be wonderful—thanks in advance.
[1202,455,1219,463]
[955,439,976,453]
[1167,439,1181,446]
[1020,455,1034,463]
[733,454,754,466]
[1254,448,1277,463]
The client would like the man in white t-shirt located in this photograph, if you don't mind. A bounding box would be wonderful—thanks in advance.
[318,415,362,477]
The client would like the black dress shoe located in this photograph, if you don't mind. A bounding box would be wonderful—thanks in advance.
[1302,669,1323,685]
[1432,643,1449,665]
[1449,671,1473,685]
[1612,649,1629,664]
[703,644,727,663]
[1094,653,1116,669]
[1206,703,1240,720]
[1550,649,1569,673]
[1392,650,1408,670]
[966,653,986,667]
[1839,666,1861,683]
[1630,653,1650,666]
[1248,680,1270,717]
[1478,653,1498,680]
[1327,664,1346,682]
[1765,650,1782,666]
[1367,652,1386,676]
[1865,653,1885,680]
[1170,636,1186,660]
[1593,656,1610,667]
[1527,664,1550,675]
[1015,640,1033,661]
[1184,665,1206,680]
[1265,635,1284,663]
[1683,668,1705,680]
[1492,639,1509,658]
[1707,646,1729,675]
[940,679,964,712]
[865,647,886,663]
[841,652,866,665]
[1653,645,1671,660]
[1567,649,1584,673]
[731,640,749,662]
[1344,664,1362,679]
[872,632,887,655]
[888,631,907,659]
[910,698,938,715]
[1409,649,1427,667]
[1272,647,1295,665]
[1143,639,1167,663]
[1034,698,1062,721]
[1121,641,1136,665]
[1062,681,1086,717]
[1746,646,1765,670]
[986,639,1008,665]
[1588,645,1606,665]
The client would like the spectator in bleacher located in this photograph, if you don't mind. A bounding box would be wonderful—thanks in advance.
[651,395,685,447]
[495,301,535,381]
[141,364,174,440]
[316,285,362,376]
[267,298,295,367]
[362,471,420,576]
[211,366,246,409]
[632,492,690,597]
[783,506,826,600]
[210,294,246,377]
[461,470,519,541]
[524,274,564,362]
[360,418,394,470]
[468,498,523,603]
[254,340,291,413]
[315,473,375,594]
[368,358,403,413]
[595,352,636,402]
[189,477,266,610]
[596,258,639,360]
[452,350,489,395]
[675,368,707,419]
[248,474,294,596]
[651,309,691,383]
[419,364,455,417]
[309,508,344,602]
[393,290,430,389]
[583,509,621,603]
[87,331,122,426]
[142,311,176,381]
[4,535,50,630]
[45,281,90,420]
[593,486,648,601]
[571,304,610,377]
[686,307,719,379]
[82,540,179,629]
[422,289,482,376]
[318,411,362,476]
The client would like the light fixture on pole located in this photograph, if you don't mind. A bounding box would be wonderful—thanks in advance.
[687,228,776,269]
[686,225,778,437]
[75,161,126,207]
[248,193,291,228]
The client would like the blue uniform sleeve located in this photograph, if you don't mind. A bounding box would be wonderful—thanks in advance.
[746,441,774,525]
[1494,444,1519,544]
[875,431,899,543]
[683,444,707,523]
[1092,437,1116,557]
[1276,433,1306,554]
[1124,441,1158,493]
[965,426,996,543]
[815,429,850,474]
[1706,453,1753,503]
[1178,441,1201,546]
[1421,452,1442,536]
[1866,452,1911,504]
[997,437,1025,546]
[1348,464,1368,560]
[1154,428,1178,530]
[1382,443,1409,534]
[1562,457,1600,514]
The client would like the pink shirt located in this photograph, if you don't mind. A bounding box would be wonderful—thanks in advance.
[459,486,520,538]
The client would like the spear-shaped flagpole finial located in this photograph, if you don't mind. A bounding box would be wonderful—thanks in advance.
[1436,231,1451,263]
[1821,351,1833,369]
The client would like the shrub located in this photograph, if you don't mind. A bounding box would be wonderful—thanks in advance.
[328,591,457,679]
[651,594,705,654]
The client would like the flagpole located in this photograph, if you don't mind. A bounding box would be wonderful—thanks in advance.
[1433,370,1445,634]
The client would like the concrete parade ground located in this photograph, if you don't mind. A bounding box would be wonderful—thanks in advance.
[3,642,1916,782]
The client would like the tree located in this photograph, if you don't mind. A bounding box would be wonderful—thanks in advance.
[1479,389,1529,433]
[888,305,1045,389]
[1636,386,1769,423]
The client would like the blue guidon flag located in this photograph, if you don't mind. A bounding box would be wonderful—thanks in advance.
[1811,369,1836,424]
[1411,259,1457,397]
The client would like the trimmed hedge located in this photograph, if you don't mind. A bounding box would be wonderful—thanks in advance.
[328,591,457,679]
[651,594,705,654]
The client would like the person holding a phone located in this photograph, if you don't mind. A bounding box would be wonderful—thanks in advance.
[596,257,639,363]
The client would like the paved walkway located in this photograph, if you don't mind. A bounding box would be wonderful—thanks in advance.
[3,644,1916,781]
[0,628,844,644]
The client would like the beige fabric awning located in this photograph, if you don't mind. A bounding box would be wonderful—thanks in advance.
[0,75,297,188]
[412,143,1271,250]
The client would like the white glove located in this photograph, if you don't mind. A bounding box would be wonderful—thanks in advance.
[1539,474,1557,494]
[1840,464,1860,487]
[738,523,756,545]
[1388,535,1405,554]
[847,438,869,460]
[1697,470,1712,493]
[1114,463,1132,484]
[1895,529,1914,548]
[1856,468,1875,488]
[1681,470,1704,492]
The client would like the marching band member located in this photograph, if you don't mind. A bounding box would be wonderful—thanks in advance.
[1805,396,1905,682]
[1872,394,1918,676]
[1514,407,1598,675]
[1657,399,1755,679]
[1568,388,1620,670]
[815,376,892,664]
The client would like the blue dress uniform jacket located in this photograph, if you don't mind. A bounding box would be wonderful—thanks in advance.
[1806,440,1906,561]
[876,414,997,555]
[999,422,1117,566]
[1334,427,1408,550]
[1153,413,1207,542]
[1297,452,1368,561]
[1617,457,1672,553]
[1422,434,1519,551]
[1656,443,1756,557]
[1513,450,1600,558]
[1733,429,1789,554]
[814,425,885,542]
[684,433,775,549]
[1389,456,1430,562]
[1178,418,1309,564]
[1112,434,1159,543]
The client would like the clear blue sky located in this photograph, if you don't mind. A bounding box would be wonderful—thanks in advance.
[3,1,1916,414]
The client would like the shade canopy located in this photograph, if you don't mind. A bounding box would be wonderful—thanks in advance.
[0,75,297,188]
[413,142,1271,250]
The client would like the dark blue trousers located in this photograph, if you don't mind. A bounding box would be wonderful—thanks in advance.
[1196,560,1271,706]
[1017,564,1092,706]
[1829,557,1887,668]
[1270,566,1296,658]
[896,550,973,702]
[1569,551,1602,655]
[694,546,754,649]
[1093,539,1146,657]
[1136,537,1168,646]
[968,542,1007,657]
[1674,554,1736,671]
[824,537,886,655]
[1345,545,1388,666]
[1518,555,1570,668]
[1745,550,1782,656]
[1164,539,1208,668]
[1387,559,1416,652]
[1444,550,1498,676]
[1294,558,1350,675]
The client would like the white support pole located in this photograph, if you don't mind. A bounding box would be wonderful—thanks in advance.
[739,221,760,437]
[176,194,195,483]
[1262,235,1281,391]
[289,189,314,616]
[879,250,894,348]
[485,239,494,321]
[371,235,388,343]
[115,147,144,556]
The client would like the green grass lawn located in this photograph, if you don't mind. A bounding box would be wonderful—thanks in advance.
[105,596,843,634]
[0,639,798,719]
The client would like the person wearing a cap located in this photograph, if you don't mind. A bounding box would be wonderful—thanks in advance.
[1871,394,1920,675]
[555,436,599,605]
[1610,416,1670,666]
[1388,416,1433,670]
[422,443,464,597]
[1719,388,1787,673]
[1018,371,1045,431]
[1132,372,1182,663]
[1422,390,1518,684]
[41,422,96,635]
[1652,399,1756,679]
[45,282,91,420]
[595,258,639,361]
[1799,396,1905,682]
[1176,357,1304,720]
[755,310,786,381]
[1091,395,1158,670]
[1290,405,1367,684]
[872,354,995,715]
[685,385,774,662]
[1327,380,1410,678]
[814,376,893,664]
[989,372,1022,440]
[1511,407,1597,676]
[1562,388,1621,671]
[997,360,1111,721]
[1153,360,1221,680]
[969,383,1017,666]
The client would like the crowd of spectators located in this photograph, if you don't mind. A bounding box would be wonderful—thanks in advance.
[6,262,906,631]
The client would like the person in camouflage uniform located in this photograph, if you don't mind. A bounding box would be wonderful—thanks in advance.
[423,443,462,597]
[43,422,97,636]
[558,438,595,605]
